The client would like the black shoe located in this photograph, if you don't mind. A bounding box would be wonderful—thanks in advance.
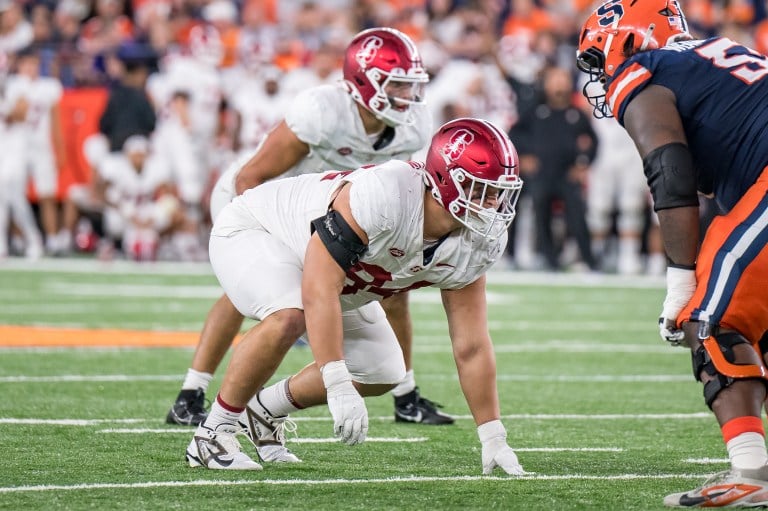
[166,388,208,426]
[394,387,454,425]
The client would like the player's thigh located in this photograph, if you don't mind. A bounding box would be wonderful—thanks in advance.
[28,149,57,197]
[209,229,303,321]
[342,302,406,385]
[680,177,768,342]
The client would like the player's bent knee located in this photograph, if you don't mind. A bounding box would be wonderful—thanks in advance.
[263,308,306,342]
[353,381,397,397]
[692,331,768,408]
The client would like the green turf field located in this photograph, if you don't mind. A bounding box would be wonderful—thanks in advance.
[0,259,724,510]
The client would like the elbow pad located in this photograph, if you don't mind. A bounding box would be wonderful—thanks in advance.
[310,210,368,271]
[643,142,699,211]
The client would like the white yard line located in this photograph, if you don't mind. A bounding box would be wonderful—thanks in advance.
[0,473,709,494]
[0,257,665,289]
[0,372,690,383]
[0,413,712,426]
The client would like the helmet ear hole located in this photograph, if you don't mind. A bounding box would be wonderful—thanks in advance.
[623,34,636,57]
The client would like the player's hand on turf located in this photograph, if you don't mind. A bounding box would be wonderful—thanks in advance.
[659,266,696,346]
[478,420,525,476]
[321,360,368,445]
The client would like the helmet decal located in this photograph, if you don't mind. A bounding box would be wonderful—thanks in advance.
[441,129,475,163]
[356,36,384,68]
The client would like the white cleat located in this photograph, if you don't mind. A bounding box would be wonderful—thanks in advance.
[239,396,301,463]
[185,424,263,470]
[664,466,768,507]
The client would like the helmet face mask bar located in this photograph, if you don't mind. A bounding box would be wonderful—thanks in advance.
[448,168,522,240]
[424,118,524,241]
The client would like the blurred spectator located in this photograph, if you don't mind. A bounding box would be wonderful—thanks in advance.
[510,65,597,271]
[78,0,133,57]
[99,134,205,262]
[99,43,156,152]
[4,46,66,256]
[152,90,204,209]
[147,24,226,185]
[0,1,33,54]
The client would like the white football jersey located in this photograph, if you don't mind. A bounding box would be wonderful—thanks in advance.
[3,73,62,147]
[212,160,506,310]
[283,84,432,177]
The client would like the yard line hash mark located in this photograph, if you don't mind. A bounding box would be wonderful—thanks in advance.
[0,473,711,494]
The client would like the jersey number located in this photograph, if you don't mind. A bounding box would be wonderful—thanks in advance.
[696,38,768,84]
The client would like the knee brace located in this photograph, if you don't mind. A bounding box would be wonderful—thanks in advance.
[691,332,768,409]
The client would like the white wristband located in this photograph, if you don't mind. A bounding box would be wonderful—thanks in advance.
[477,419,506,443]
[320,360,350,389]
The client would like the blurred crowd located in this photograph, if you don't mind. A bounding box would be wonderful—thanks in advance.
[0,0,761,272]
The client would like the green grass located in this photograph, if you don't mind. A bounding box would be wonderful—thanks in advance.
[0,260,724,510]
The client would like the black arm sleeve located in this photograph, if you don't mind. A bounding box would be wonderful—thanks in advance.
[310,210,368,271]
[642,142,699,211]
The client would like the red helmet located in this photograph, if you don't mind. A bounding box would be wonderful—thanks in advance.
[424,118,523,241]
[576,0,690,117]
[343,27,428,127]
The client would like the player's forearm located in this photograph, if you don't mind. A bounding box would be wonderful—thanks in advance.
[657,206,700,266]
[303,296,345,367]
[454,338,501,425]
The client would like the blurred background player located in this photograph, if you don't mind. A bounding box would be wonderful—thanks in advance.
[166,27,457,433]
[3,45,66,256]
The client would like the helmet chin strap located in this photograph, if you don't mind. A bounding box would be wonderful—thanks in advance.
[640,23,656,50]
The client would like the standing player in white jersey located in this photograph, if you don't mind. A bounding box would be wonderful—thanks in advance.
[186,118,526,474]
[3,46,65,256]
[166,28,456,431]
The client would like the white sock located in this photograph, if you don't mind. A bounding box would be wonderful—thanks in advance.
[203,396,243,431]
[727,432,768,470]
[182,369,213,392]
[252,379,300,417]
[391,369,416,397]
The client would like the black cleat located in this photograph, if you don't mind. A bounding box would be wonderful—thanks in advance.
[394,387,454,425]
[166,388,208,426]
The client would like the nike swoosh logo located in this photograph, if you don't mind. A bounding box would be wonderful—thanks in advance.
[397,410,423,422]
[196,437,234,468]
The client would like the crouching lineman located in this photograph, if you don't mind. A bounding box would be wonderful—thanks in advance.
[185,118,526,475]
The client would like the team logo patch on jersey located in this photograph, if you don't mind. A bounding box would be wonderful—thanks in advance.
[356,36,383,68]
[337,147,352,156]
[389,248,405,257]
[441,129,474,163]
[409,266,424,273]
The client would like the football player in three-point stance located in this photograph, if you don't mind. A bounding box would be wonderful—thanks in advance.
[167,28,456,445]
[578,0,768,506]
[186,117,526,474]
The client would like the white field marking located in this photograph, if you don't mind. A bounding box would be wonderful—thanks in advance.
[684,458,729,464]
[0,418,146,425]
[97,430,428,443]
[415,342,679,354]
[0,257,665,289]
[0,413,712,426]
[0,473,712,494]
[0,373,690,384]
[419,320,653,331]
[0,302,191,315]
[44,282,222,299]
[0,375,182,383]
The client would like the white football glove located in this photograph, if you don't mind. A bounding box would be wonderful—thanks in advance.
[659,266,696,346]
[477,420,525,476]
[321,360,368,446]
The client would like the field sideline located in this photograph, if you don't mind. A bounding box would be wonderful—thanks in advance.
[0,259,728,510]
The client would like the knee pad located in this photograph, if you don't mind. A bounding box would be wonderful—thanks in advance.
[692,332,768,409]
